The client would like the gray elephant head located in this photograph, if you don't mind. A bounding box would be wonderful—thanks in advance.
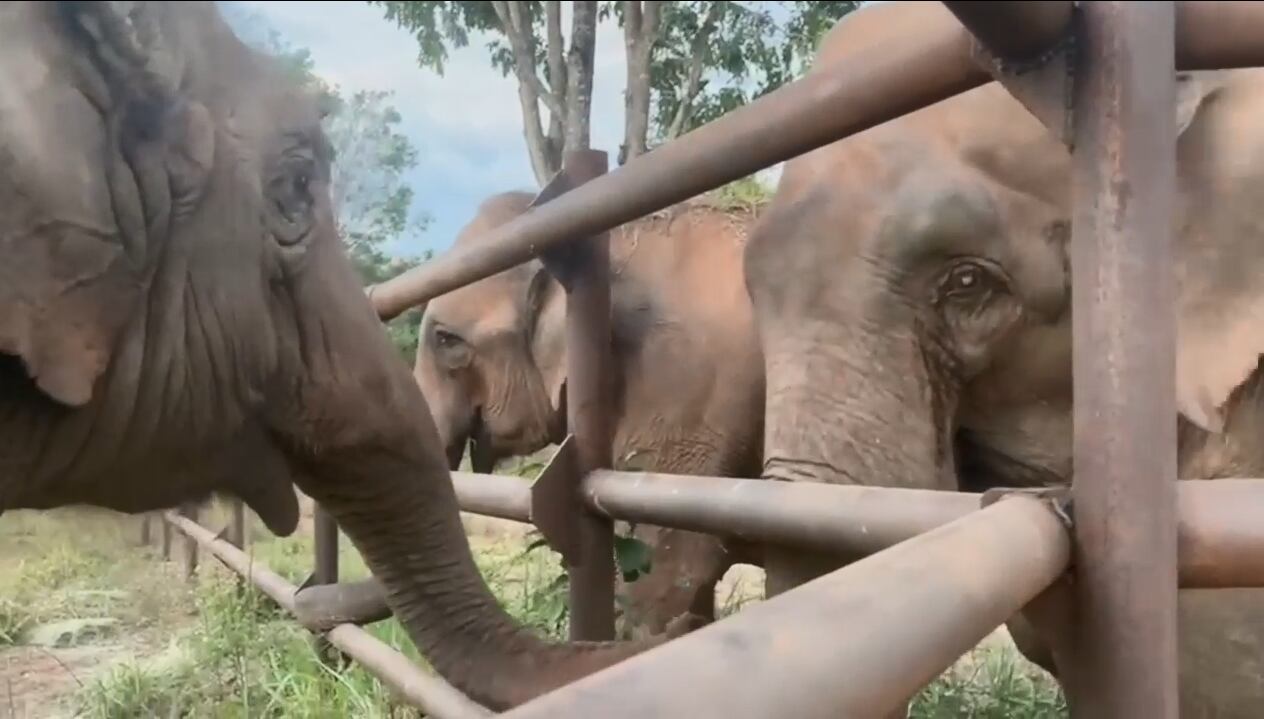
[0,2,689,710]
[742,2,1264,713]
[414,192,568,473]
[745,3,1264,495]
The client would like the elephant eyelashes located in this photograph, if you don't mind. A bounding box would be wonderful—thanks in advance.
[939,260,1003,304]
[266,154,318,246]
[432,328,472,370]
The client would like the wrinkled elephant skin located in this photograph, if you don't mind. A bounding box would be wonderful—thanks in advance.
[742,3,1264,716]
[0,2,697,711]
[415,193,766,636]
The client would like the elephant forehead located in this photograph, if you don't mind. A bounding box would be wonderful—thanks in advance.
[0,6,114,235]
[428,278,523,335]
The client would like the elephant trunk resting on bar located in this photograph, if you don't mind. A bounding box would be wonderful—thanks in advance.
[297,189,767,639]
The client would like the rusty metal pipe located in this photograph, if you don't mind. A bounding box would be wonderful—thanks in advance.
[1176,1,1264,70]
[943,1,1073,62]
[1065,4,1180,716]
[451,471,532,523]
[365,11,989,320]
[553,150,618,641]
[583,471,979,557]
[500,495,1071,719]
[160,513,491,719]
[313,505,339,585]
[324,625,493,718]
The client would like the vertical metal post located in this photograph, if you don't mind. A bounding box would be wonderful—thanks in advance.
[225,499,246,549]
[180,502,199,581]
[314,505,339,586]
[139,513,152,546]
[558,149,616,641]
[311,504,342,663]
[161,514,173,560]
[1067,3,1179,716]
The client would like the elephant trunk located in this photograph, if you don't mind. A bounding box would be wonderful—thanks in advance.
[282,249,684,711]
[760,324,957,492]
[306,444,677,710]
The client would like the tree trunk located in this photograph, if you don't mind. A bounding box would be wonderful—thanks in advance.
[545,1,566,157]
[493,0,562,185]
[621,1,659,165]
[564,1,598,154]
[665,1,723,141]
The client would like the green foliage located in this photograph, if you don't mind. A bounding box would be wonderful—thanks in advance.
[639,1,860,137]
[911,645,1067,718]
[376,1,861,149]
[375,1,520,77]
[613,532,654,582]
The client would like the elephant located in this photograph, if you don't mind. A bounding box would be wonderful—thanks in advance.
[741,2,1264,716]
[0,1,699,711]
[414,190,765,637]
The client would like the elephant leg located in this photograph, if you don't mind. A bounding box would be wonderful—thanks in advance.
[615,526,733,640]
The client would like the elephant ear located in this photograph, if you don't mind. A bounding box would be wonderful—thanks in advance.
[1173,70,1264,433]
[0,2,210,407]
[0,228,142,407]
[524,262,568,414]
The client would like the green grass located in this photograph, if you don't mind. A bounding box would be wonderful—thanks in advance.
[2,501,1065,718]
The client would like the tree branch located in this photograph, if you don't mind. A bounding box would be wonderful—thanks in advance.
[564,1,598,154]
[544,1,566,152]
[621,1,661,164]
[665,1,722,141]
[492,1,566,119]
[491,0,560,183]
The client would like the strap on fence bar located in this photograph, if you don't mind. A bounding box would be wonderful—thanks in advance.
[499,495,1071,719]
[1064,3,1180,716]
[161,512,491,719]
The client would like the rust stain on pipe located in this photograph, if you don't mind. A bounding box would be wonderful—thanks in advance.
[499,496,1071,719]
[1065,3,1180,716]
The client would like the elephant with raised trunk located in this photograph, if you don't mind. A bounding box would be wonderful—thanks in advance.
[742,2,1264,716]
[0,1,697,711]
[417,191,765,636]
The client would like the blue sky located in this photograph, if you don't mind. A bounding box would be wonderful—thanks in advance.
[216,1,639,259]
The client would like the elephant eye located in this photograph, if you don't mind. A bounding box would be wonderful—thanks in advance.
[945,262,989,298]
[432,327,472,370]
[435,328,462,348]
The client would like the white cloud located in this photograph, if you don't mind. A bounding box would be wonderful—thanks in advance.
[223,1,641,252]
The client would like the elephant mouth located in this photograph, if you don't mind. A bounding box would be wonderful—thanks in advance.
[445,410,498,474]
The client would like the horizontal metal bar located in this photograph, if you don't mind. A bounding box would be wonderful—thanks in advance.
[452,469,1264,588]
[1176,1,1264,70]
[943,1,1074,61]
[500,495,1071,719]
[161,513,492,719]
[365,8,990,319]
[452,471,533,523]
[582,470,979,557]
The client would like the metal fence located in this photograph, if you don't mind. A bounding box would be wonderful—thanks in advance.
[142,2,1264,717]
